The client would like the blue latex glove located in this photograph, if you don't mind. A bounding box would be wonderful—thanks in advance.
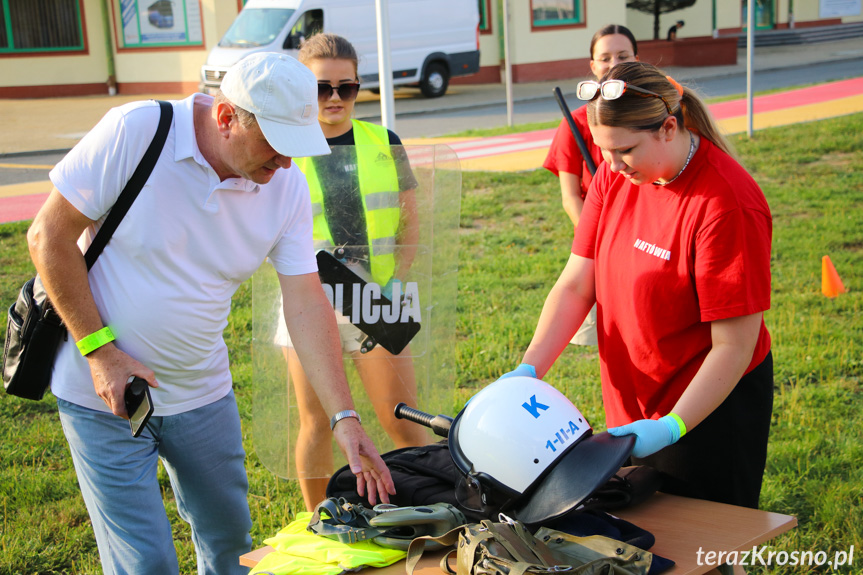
[498,363,537,380]
[607,415,683,458]
[382,278,401,301]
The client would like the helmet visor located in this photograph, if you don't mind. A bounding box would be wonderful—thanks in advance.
[454,473,487,513]
[454,470,519,518]
[510,431,635,525]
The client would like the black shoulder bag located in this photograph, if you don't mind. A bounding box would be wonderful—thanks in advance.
[2,100,173,400]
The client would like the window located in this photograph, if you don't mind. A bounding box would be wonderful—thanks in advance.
[0,0,84,53]
[284,9,322,50]
[478,0,491,32]
[220,8,295,48]
[741,0,774,30]
[118,0,204,48]
[531,0,582,27]
[0,8,6,49]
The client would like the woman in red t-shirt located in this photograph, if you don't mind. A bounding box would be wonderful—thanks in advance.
[544,24,638,346]
[544,24,639,223]
[507,62,774,509]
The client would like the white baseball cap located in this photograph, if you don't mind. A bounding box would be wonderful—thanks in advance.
[220,52,331,158]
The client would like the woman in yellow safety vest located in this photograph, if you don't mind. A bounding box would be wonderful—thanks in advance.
[281,33,427,511]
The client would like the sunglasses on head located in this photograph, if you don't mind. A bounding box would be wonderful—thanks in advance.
[317,82,361,102]
[577,79,673,115]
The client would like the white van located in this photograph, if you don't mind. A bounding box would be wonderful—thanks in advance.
[201,0,480,98]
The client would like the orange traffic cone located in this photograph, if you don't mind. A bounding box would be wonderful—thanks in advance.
[822,255,847,298]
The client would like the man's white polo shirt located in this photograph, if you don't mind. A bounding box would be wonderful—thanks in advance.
[49,94,318,415]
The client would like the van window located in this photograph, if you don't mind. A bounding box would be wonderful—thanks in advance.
[284,9,323,50]
[219,8,296,47]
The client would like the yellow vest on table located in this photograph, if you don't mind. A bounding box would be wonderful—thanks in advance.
[249,511,406,575]
[294,120,401,286]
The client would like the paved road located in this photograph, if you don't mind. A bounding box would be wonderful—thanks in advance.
[0,153,65,185]
[1,58,861,193]
[380,58,863,139]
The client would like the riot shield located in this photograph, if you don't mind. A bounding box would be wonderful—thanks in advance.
[251,144,461,481]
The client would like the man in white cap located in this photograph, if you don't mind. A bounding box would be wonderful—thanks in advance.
[27,52,395,575]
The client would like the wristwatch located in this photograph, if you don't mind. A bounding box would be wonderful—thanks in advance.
[330,409,362,430]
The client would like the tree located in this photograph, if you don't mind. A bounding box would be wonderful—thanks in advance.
[627,0,697,40]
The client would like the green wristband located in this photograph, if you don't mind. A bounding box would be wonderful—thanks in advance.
[667,412,687,438]
[76,326,115,356]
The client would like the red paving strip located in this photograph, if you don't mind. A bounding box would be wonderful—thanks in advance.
[453,129,556,151]
[709,77,863,119]
[0,193,48,224]
[447,129,555,160]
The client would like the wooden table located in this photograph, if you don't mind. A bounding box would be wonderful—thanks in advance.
[240,493,797,575]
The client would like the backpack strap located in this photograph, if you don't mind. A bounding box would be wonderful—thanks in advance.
[405,524,465,575]
[475,519,568,575]
[407,518,572,575]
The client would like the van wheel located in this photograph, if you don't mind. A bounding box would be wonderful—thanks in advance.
[420,62,449,98]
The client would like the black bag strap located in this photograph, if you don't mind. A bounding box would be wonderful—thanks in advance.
[84,100,173,270]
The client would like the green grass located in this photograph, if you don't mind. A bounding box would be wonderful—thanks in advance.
[445,120,560,139]
[2,113,862,574]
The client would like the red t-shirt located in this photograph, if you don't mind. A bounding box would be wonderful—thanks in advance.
[543,105,605,198]
[572,138,773,427]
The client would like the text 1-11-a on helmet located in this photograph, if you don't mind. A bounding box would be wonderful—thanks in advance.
[448,376,634,525]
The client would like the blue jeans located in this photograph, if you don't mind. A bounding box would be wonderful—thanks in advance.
[57,390,252,575]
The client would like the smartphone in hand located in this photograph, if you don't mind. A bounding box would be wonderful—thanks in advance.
[124,376,154,438]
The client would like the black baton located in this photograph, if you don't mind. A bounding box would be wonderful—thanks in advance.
[394,403,453,438]
[553,86,597,177]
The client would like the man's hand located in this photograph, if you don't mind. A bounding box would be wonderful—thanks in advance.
[278,272,396,503]
[331,418,396,505]
[607,415,683,458]
[498,363,537,380]
[86,343,157,417]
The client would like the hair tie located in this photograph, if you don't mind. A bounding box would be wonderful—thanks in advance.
[666,76,684,97]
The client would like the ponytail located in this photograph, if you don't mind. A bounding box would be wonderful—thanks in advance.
[679,87,736,160]
[588,62,735,160]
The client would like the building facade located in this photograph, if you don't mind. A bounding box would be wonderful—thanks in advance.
[1,0,861,97]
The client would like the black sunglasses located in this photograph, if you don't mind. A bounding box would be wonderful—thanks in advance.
[317,82,361,102]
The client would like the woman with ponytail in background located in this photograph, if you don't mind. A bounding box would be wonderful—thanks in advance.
[543,24,639,346]
[504,62,774,510]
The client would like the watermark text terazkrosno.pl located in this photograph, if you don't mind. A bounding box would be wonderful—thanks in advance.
[697,545,854,570]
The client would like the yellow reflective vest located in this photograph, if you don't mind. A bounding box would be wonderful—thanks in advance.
[249,511,406,575]
[294,120,401,286]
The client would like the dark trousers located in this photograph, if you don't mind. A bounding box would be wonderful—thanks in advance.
[632,351,774,509]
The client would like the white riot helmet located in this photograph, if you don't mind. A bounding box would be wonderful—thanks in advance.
[448,376,634,525]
